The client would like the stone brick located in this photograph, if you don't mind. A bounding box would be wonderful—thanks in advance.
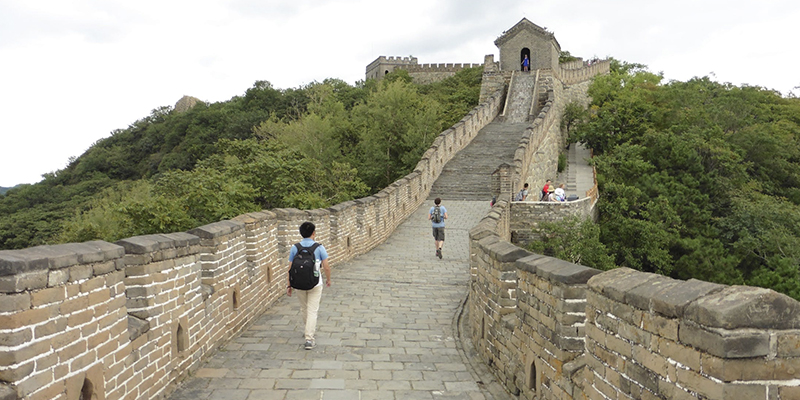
[0,328,32,347]
[625,275,679,311]
[641,312,679,341]
[779,386,800,399]
[35,317,67,339]
[47,268,69,287]
[80,276,106,293]
[68,264,93,282]
[650,279,724,318]
[0,340,50,367]
[632,344,668,377]
[67,309,93,328]
[654,337,701,371]
[0,305,54,329]
[685,285,800,330]
[31,286,66,307]
[60,295,89,315]
[0,291,31,312]
[676,368,725,399]
[777,331,800,358]
[679,321,770,358]
[0,270,48,293]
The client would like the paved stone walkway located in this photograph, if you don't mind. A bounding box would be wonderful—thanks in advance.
[168,200,508,400]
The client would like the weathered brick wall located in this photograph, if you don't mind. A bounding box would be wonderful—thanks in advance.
[0,241,128,400]
[584,268,800,400]
[508,198,595,246]
[469,200,603,399]
[554,61,611,86]
[469,202,800,400]
[0,91,503,399]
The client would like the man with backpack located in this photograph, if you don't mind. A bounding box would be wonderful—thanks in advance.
[514,183,530,201]
[428,198,448,259]
[287,221,331,350]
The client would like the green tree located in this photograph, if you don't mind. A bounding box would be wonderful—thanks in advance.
[528,217,615,271]
[353,80,442,189]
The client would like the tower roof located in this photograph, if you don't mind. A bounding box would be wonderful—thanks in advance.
[494,18,560,51]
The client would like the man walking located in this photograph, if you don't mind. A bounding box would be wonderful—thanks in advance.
[428,198,448,259]
[287,221,331,350]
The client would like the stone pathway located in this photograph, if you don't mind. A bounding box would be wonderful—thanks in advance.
[167,200,509,400]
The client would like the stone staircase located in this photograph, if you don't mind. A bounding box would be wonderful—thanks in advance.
[504,72,537,123]
[429,121,529,201]
[555,142,594,199]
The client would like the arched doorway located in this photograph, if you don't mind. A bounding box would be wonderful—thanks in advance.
[520,48,531,71]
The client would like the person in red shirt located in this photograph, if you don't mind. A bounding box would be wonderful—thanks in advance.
[541,180,551,200]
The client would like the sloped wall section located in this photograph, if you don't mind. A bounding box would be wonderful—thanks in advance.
[0,92,505,399]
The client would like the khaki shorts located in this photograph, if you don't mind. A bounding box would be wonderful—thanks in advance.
[432,227,445,241]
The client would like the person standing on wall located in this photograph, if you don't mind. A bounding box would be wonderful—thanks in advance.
[428,198,448,259]
[287,221,332,350]
[522,54,530,72]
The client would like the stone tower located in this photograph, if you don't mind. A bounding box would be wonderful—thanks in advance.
[494,18,561,72]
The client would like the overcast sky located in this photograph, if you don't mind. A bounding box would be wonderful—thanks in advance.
[1,0,798,187]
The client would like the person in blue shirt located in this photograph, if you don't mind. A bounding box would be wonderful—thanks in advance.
[428,198,448,259]
[287,221,331,350]
[522,54,530,72]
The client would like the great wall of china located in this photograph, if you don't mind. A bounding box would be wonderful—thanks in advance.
[1,18,799,400]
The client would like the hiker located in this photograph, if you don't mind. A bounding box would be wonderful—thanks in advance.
[428,197,448,259]
[287,221,331,350]
[541,180,552,200]
[554,183,566,202]
[522,54,530,72]
[543,185,555,201]
[514,183,529,201]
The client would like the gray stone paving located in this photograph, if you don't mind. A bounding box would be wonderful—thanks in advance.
[167,201,508,400]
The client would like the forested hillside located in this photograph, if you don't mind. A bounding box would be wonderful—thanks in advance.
[538,60,800,299]
[0,68,482,250]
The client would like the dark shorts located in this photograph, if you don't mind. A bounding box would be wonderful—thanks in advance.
[432,227,445,241]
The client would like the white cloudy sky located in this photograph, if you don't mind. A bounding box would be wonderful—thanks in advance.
[1,0,798,187]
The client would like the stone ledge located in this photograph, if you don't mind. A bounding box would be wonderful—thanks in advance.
[588,268,661,303]
[679,321,770,359]
[115,233,199,255]
[0,241,124,277]
[231,211,275,225]
[684,286,800,330]
[520,255,601,285]
[187,220,245,239]
[651,279,724,318]
[484,240,531,265]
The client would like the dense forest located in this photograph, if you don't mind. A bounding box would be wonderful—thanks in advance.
[0,67,482,249]
[532,60,800,300]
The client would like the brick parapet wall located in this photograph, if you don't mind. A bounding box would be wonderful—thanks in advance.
[554,60,611,86]
[583,268,800,400]
[0,242,128,400]
[469,200,603,398]
[469,200,800,399]
[509,198,595,246]
[0,87,504,400]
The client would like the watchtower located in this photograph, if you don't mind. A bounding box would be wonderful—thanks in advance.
[494,18,561,72]
[365,56,419,81]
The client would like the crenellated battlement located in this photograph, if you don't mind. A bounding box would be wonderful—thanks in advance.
[469,200,800,399]
[0,91,506,400]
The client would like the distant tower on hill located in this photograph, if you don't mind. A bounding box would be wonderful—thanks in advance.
[365,56,419,81]
[493,18,561,72]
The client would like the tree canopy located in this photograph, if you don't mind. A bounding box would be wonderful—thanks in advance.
[1,67,483,250]
[567,60,800,299]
